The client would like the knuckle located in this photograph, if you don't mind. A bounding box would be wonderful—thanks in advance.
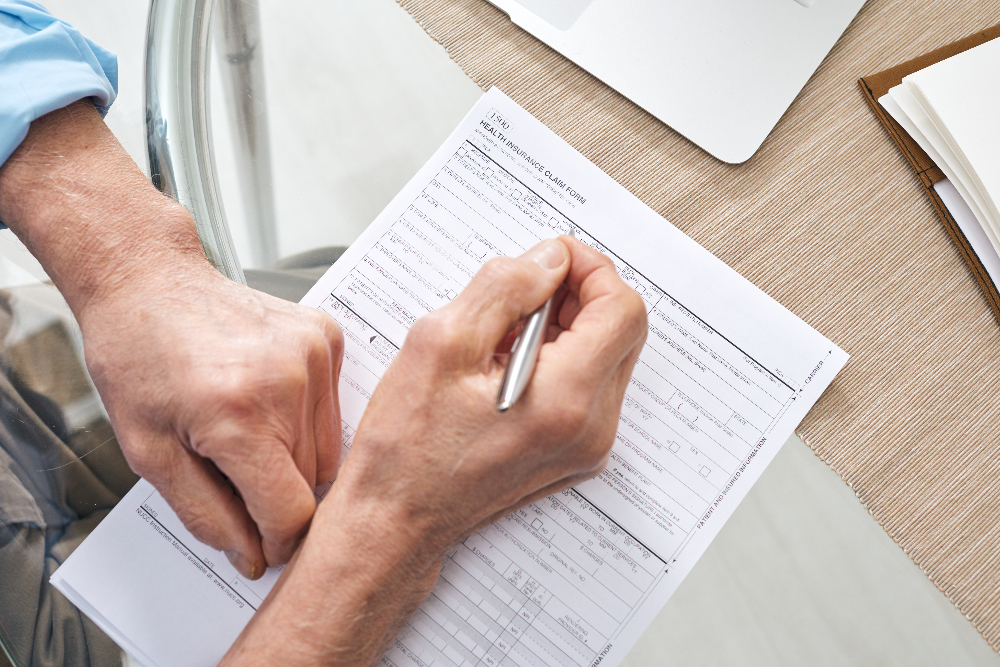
[301,328,331,357]
[200,361,308,417]
[264,494,315,545]
[594,250,617,270]
[195,381,256,421]
[477,256,525,287]
[406,313,439,349]
[275,360,310,393]
[408,311,463,357]
[320,315,345,352]
[621,290,649,339]
[189,367,247,404]
[303,311,344,352]
[305,323,345,376]
[578,244,616,273]
[175,503,224,548]
[596,283,648,347]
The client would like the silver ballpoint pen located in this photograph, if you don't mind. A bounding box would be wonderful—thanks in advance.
[496,296,553,412]
[496,231,573,412]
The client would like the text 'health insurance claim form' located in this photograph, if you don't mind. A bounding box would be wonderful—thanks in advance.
[52,88,848,667]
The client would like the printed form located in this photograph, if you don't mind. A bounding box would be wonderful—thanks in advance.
[52,89,847,667]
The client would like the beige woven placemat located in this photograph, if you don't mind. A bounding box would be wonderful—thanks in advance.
[396,0,1000,649]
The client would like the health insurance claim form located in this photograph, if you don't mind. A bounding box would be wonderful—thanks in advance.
[52,88,847,667]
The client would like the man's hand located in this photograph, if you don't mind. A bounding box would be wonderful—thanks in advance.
[0,100,343,578]
[224,236,648,665]
[82,266,343,577]
[344,236,648,547]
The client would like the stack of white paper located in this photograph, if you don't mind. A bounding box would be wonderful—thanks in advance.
[879,37,1000,283]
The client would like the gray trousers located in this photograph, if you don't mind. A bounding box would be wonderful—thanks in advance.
[0,369,136,667]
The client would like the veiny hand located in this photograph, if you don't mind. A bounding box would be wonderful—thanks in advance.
[341,235,648,548]
[0,100,343,580]
[78,264,344,578]
[223,236,647,665]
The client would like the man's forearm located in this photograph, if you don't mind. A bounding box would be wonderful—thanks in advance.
[0,99,347,578]
[0,99,209,318]
[222,479,443,667]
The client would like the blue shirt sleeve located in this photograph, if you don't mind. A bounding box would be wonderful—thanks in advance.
[0,0,118,168]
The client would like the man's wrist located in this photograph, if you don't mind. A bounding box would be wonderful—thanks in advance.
[307,472,443,597]
[225,481,443,666]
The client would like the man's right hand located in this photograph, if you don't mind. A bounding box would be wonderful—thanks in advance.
[339,235,648,549]
[224,236,648,666]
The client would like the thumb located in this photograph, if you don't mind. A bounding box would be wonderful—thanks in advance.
[443,237,570,361]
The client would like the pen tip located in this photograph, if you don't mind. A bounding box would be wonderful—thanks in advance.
[496,401,512,413]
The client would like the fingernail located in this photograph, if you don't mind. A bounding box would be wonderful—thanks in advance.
[522,239,567,270]
[225,549,258,579]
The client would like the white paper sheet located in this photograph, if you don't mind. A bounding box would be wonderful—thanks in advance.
[933,178,1000,288]
[907,37,1000,239]
[879,91,1000,288]
[883,88,1000,253]
[52,88,847,667]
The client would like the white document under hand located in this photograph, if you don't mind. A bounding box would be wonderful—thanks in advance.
[51,88,848,667]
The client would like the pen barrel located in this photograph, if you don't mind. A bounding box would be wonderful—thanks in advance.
[496,297,553,412]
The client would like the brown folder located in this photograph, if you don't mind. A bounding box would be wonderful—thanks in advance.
[858,23,1000,322]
